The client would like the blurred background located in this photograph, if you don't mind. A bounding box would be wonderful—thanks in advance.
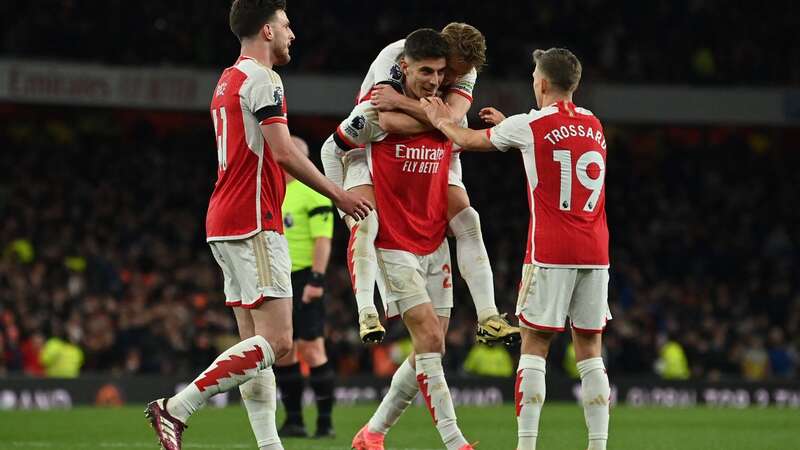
[1,0,799,408]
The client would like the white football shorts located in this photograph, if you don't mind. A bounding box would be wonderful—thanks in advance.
[209,230,292,308]
[376,240,453,319]
[516,264,611,333]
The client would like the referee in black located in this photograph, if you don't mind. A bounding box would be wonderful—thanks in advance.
[274,135,336,438]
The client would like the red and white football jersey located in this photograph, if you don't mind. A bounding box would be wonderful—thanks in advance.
[331,101,451,255]
[206,56,288,241]
[488,101,609,268]
[356,39,477,104]
[370,132,452,255]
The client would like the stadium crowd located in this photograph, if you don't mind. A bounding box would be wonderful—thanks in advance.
[0,110,797,381]
[1,0,797,85]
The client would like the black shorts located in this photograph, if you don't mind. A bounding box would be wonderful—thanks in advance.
[291,268,325,341]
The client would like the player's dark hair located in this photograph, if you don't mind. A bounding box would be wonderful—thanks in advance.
[229,0,287,41]
[403,28,449,62]
[532,48,582,93]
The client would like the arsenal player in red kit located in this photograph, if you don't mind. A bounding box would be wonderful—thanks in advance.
[145,1,372,450]
[424,48,611,450]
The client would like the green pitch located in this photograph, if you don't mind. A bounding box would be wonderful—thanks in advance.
[1,403,797,449]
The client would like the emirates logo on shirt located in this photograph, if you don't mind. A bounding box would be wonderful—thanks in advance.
[395,143,445,174]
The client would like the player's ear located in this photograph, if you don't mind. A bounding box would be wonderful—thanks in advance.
[262,23,273,41]
[400,58,409,75]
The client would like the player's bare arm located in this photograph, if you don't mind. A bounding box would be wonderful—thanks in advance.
[422,97,494,151]
[261,122,373,219]
[372,84,469,122]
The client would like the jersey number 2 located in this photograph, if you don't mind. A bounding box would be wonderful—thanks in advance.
[553,150,605,212]
[212,107,228,171]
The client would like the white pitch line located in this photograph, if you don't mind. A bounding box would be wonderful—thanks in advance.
[8,441,442,450]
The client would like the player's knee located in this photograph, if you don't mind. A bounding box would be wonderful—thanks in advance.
[448,206,482,240]
[572,332,602,360]
[417,327,444,354]
[298,340,326,366]
[266,333,294,360]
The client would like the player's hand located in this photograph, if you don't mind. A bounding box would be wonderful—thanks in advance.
[370,84,404,111]
[421,96,454,129]
[335,190,373,221]
[302,284,324,303]
[479,107,506,125]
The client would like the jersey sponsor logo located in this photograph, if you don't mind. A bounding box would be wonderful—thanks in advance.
[395,143,446,174]
[389,64,403,81]
[283,213,294,228]
[344,115,366,138]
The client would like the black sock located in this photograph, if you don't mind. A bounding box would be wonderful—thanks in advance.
[274,362,304,425]
[309,361,335,430]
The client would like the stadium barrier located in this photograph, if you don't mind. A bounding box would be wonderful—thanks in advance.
[1,59,798,124]
[1,375,798,410]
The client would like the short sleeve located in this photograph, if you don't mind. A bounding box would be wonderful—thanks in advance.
[488,113,533,152]
[333,102,385,149]
[369,41,405,92]
[243,67,287,125]
[447,68,477,102]
[306,190,334,239]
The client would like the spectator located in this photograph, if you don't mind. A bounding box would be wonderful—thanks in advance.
[40,323,84,378]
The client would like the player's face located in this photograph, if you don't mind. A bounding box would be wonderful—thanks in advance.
[402,57,447,99]
[444,54,472,86]
[267,10,295,66]
[532,67,544,108]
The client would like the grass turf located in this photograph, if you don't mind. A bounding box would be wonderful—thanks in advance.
[1,403,798,449]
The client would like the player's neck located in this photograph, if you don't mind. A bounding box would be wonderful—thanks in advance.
[543,93,573,108]
[239,41,273,69]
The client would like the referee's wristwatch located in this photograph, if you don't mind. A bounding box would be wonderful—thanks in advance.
[308,271,325,287]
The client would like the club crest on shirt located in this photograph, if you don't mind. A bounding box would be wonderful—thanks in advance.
[389,64,403,81]
[215,82,227,97]
[283,213,294,228]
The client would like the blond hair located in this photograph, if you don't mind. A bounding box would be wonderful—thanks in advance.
[441,22,487,72]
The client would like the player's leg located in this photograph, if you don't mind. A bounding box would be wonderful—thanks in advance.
[514,264,573,450]
[403,302,471,450]
[404,243,469,450]
[516,328,554,450]
[342,149,386,343]
[362,313,450,440]
[446,159,519,345]
[296,337,335,438]
[293,284,335,439]
[234,307,285,450]
[148,233,292,449]
[569,269,612,450]
[273,271,307,437]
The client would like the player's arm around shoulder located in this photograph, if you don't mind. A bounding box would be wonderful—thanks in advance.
[421,97,494,151]
[261,122,372,220]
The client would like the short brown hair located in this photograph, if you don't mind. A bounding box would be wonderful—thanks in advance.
[532,48,582,93]
[229,0,287,41]
[403,28,449,62]
[441,22,487,72]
